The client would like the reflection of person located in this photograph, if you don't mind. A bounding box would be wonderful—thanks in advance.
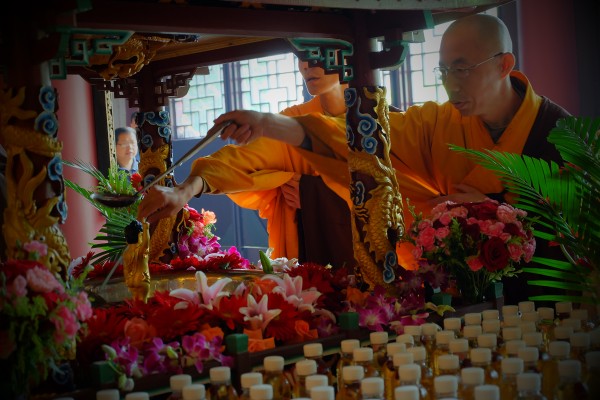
[137,59,356,267]
[123,220,150,302]
[115,127,139,174]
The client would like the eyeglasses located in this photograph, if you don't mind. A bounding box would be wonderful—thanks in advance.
[433,52,504,81]
[117,142,137,148]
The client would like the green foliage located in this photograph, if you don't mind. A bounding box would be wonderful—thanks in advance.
[449,116,600,304]
[63,160,138,264]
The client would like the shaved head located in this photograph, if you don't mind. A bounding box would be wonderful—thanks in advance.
[443,14,512,56]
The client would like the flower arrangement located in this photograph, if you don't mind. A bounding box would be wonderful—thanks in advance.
[0,241,93,398]
[406,199,536,303]
[72,258,447,392]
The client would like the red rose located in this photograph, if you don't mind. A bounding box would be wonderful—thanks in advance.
[470,200,499,220]
[480,237,511,271]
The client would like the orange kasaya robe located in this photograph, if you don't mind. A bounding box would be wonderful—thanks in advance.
[190,96,351,259]
[293,71,544,269]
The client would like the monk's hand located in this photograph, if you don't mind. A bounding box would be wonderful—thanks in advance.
[214,110,267,145]
[427,183,488,207]
[281,174,301,210]
[137,176,204,224]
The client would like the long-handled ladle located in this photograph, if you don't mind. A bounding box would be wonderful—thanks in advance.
[91,120,232,208]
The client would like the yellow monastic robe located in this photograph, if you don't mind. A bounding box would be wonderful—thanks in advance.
[190,96,348,259]
[294,71,544,268]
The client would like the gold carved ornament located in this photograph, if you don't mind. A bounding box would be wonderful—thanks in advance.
[0,87,70,275]
[137,144,178,263]
[348,87,404,293]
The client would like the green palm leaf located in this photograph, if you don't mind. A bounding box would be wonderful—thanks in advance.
[449,116,600,304]
[64,159,138,266]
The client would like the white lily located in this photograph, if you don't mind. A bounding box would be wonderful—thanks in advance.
[239,293,281,332]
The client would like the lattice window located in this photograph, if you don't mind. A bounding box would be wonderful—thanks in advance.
[170,53,306,140]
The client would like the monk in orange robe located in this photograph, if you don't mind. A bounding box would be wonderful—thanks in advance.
[138,60,352,265]
[206,14,570,302]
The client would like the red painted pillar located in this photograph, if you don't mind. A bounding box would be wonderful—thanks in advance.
[53,75,105,260]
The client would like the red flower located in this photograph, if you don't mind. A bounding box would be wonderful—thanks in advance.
[212,295,247,331]
[147,303,205,342]
[287,262,334,294]
[468,200,499,220]
[264,292,299,341]
[480,237,511,272]
[131,173,143,191]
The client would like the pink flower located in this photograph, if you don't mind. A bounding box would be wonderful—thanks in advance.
[431,201,450,216]
[23,240,48,258]
[435,227,450,240]
[416,227,436,251]
[483,222,506,237]
[417,219,432,231]
[508,243,524,262]
[497,204,519,224]
[51,305,79,344]
[449,206,468,219]
[467,257,484,272]
[26,266,64,294]
[412,246,423,259]
[74,291,93,321]
[8,275,27,298]
[439,212,453,226]
[523,241,536,262]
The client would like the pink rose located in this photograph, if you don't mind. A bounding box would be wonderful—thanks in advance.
[412,246,423,259]
[26,266,64,294]
[439,212,452,226]
[74,291,93,321]
[416,227,436,251]
[485,222,506,237]
[508,243,524,262]
[51,305,79,345]
[467,257,484,272]
[431,202,450,216]
[435,227,450,240]
[523,241,536,262]
[8,275,27,298]
[418,219,432,231]
[449,206,468,219]
[497,204,518,224]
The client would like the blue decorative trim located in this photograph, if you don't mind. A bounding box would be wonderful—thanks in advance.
[361,136,377,155]
[34,111,59,137]
[57,194,68,222]
[344,88,357,108]
[38,86,56,112]
[383,250,397,283]
[141,134,154,148]
[143,110,170,126]
[157,126,172,142]
[352,181,365,207]
[47,156,63,181]
[345,124,354,145]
